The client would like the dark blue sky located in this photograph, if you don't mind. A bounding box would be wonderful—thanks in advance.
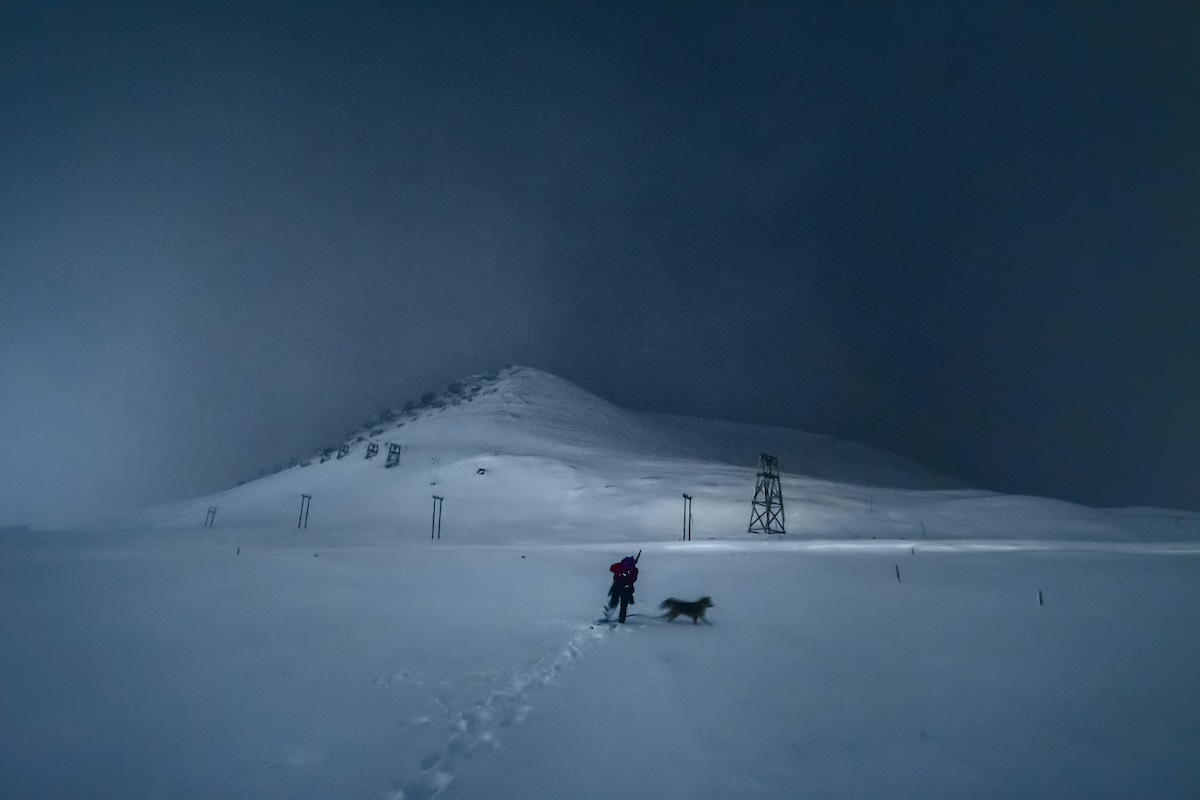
[2,1,1197,525]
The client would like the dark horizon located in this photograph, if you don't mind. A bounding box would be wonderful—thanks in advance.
[2,1,1198,526]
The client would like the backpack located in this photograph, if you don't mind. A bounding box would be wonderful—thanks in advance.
[610,557,638,585]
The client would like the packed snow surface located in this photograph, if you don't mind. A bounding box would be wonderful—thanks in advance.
[3,367,1199,798]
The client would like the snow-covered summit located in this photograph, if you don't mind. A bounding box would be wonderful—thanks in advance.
[367,365,958,487]
[114,365,1199,543]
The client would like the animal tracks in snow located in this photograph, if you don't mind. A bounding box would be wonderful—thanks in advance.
[380,622,615,800]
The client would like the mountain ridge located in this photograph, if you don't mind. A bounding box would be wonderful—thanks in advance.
[104,365,1199,543]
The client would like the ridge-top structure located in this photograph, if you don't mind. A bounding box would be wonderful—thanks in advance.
[748,453,785,534]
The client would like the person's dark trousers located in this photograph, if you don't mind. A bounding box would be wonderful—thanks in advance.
[618,585,634,623]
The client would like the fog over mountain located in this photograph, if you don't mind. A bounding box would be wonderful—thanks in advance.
[2,2,1197,526]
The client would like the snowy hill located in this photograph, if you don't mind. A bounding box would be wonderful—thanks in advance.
[7,367,1200,799]
[116,365,1198,543]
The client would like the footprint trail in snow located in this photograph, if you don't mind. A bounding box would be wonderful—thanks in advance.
[384,619,645,800]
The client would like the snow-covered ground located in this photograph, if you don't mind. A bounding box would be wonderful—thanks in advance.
[106,367,1200,544]
[3,367,1199,798]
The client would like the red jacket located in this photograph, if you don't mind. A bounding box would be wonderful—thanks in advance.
[610,558,638,586]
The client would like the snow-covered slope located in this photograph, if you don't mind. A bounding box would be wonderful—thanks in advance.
[114,366,1199,543]
[8,367,1200,799]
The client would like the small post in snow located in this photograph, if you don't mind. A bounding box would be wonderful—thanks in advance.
[1038,590,1044,606]
[298,494,312,529]
[431,495,443,540]
[205,506,217,528]
[895,563,901,582]
[682,493,693,541]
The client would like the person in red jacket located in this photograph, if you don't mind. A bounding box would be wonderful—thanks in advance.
[606,552,640,623]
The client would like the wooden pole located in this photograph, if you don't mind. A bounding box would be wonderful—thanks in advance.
[432,496,443,539]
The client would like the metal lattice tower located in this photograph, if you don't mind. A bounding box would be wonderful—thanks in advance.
[748,453,785,534]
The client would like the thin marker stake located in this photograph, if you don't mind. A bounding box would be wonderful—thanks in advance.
[431,495,443,539]
[895,564,901,582]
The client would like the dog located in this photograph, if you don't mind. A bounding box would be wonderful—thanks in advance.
[660,597,713,624]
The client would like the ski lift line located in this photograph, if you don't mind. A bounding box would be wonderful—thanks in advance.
[427,517,683,536]
[403,496,684,530]
[424,493,708,512]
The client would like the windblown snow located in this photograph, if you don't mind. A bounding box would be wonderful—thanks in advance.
[3,366,1198,799]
